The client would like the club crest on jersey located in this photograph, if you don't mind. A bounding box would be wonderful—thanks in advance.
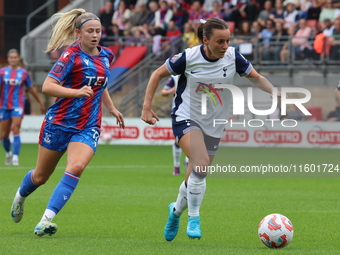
[103,58,110,68]
[53,61,66,73]
[43,133,52,144]
[222,67,227,77]
[170,53,182,63]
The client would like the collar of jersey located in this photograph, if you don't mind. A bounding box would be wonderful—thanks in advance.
[200,45,219,63]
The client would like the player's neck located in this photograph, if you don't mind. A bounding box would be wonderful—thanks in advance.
[80,43,99,56]
[9,65,19,70]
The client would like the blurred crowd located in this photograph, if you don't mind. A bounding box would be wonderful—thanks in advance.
[97,0,340,62]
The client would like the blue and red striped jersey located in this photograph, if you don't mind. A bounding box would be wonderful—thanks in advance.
[46,43,114,130]
[0,66,33,109]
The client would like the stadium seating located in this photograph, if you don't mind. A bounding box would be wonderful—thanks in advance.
[108,45,148,85]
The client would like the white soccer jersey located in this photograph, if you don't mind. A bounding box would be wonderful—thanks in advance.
[165,44,253,138]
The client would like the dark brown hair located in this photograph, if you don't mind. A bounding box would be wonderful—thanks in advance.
[196,17,229,43]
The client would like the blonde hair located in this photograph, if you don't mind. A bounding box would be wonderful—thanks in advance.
[46,8,99,52]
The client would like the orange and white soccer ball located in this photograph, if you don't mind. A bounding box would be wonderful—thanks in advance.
[258,213,294,248]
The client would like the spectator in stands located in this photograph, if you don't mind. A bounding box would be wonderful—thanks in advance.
[251,20,263,38]
[109,24,124,44]
[280,25,297,63]
[142,1,158,26]
[270,21,289,63]
[326,96,340,121]
[298,0,313,19]
[207,1,225,19]
[112,0,132,34]
[269,0,285,25]
[291,18,313,59]
[259,19,276,61]
[99,1,114,36]
[333,0,340,18]
[153,0,174,36]
[283,0,300,29]
[171,2,189,32]
[189,0,208,27]
[307,0,322,20]
[257,0,273,27]
[165,20,183,55]
[204,0,222,12]
[129,3,150,28]
[318,0,336,25]
[322,18,335,36]
[182,21,199,48]
[283,105,306,120]
[231,20,256,59]
[329,17,340,59]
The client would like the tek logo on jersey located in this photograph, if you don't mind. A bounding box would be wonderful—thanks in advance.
[196,82,223,107]
[86,76,108,87]
[4,70,22,86]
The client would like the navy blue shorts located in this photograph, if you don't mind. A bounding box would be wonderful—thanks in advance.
[172,118,220,155]
[39,121,100,153]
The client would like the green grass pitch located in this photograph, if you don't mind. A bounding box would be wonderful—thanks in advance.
[0,144,339,255]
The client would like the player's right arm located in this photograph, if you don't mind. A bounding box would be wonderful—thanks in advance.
[42,77,93,98]
[141,64,171,125]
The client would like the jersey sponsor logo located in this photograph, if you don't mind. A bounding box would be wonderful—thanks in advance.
[190,70,199,74]
[53,61,66,73]
[4,78,22,86]
[86,76,108,87]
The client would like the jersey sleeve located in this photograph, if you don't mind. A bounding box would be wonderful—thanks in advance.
[164,76,175,90]
[165,51,186,75]
[24,70,33,88]
[235,50,253,77]
[48,49,74,83]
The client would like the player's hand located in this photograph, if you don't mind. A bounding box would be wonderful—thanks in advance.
[39,103,46,114]
[77,86,94,98]
[141,108,159,125]
[110,108,125,129]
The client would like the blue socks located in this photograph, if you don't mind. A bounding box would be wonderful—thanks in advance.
[2,138,10,153]
[47,172,80,214]
[13,135,21,155]
[19,170,39,197]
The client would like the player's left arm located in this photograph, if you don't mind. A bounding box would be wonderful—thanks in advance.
[102,88,125,129]
[27,86,46,114]
[246,68,280,97]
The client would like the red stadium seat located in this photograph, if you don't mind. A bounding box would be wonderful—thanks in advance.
[306,19,319,28]
[306,107,322,121]
[107,44,120,58]
[227,21,235,34]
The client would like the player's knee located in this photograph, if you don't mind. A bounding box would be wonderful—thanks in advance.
[193,158,210,177]
[65,163,86,177]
